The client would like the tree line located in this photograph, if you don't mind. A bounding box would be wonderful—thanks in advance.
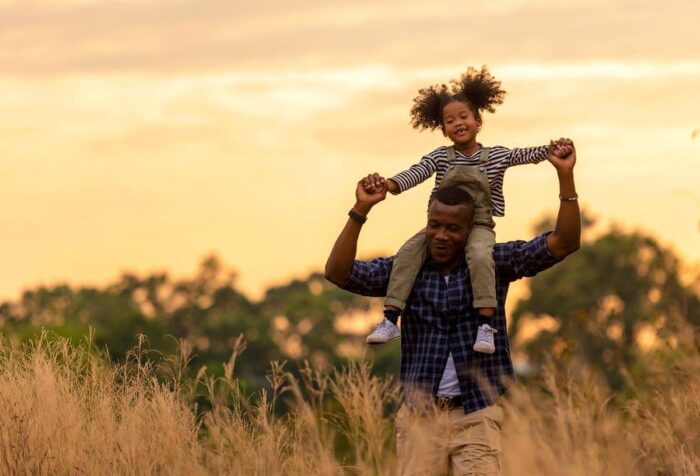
[1,213,697,397]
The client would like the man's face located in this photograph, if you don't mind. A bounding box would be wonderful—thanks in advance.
[425,200,472,269]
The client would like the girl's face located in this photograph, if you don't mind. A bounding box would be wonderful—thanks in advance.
[441,101,482,151]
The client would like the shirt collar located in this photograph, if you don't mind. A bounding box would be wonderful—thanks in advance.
[453,142,484,158]
[423,256,468,275]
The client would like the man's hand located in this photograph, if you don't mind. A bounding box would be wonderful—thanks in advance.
[362,172,386,192]
[547,138,576,175]
[363,173,399,194]
[356,173,388,214]
[325,174,387,286]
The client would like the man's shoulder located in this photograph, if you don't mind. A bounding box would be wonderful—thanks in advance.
[494,232,563,280]
[494,233,550,256]
[350,256,395,277]
[338,256,395,297]
[357,256,395,266]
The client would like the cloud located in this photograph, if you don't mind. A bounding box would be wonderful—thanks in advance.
[1,0,699,300]
[1,0,698,75]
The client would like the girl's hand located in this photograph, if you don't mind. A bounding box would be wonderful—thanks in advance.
[548,137,574,158]
[362,173,387,194]
[555,137,573,157]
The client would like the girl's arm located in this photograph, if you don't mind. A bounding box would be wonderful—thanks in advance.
[386,151,440,195]
[505,144,551,167]
[505,138,572,167]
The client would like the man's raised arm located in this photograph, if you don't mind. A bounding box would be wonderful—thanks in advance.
[546,140,581,258]
[324,174,388,286]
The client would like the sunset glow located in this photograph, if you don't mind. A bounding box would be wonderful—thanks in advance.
[1,0,698,300]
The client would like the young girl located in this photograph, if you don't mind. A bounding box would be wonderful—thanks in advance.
[365,66,567,353]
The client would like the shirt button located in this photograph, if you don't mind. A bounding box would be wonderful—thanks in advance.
[479,166,486,172]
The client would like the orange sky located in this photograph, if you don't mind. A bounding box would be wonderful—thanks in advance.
[1,0,699,301]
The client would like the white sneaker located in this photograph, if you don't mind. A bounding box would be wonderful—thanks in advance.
[366,318,401,345]
[473,324,497,354]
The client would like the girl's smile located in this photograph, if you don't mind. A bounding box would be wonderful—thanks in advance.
[441,100,482,154]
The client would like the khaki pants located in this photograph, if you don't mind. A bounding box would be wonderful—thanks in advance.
[396,404,504,476]
[385,163,496,310]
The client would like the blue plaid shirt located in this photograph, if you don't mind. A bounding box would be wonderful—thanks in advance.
[341,233,562,414]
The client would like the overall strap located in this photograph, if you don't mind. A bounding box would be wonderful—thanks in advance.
[446,145,456,162]
[479,147,490,163]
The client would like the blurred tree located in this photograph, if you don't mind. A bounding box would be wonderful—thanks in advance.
[510,213,699,392]
[261,273,388,364]
[0,255,390,387]
[0,284,171,359]
[110,255,273,383]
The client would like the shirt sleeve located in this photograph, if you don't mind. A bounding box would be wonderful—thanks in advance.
[502,145,549,167]
[494,232,563,282]
[339,257,393,296]
[389,152,440,194]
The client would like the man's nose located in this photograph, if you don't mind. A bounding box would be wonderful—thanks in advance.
[435,227,448,240]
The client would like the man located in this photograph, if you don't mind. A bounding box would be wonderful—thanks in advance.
[324,143,580,475]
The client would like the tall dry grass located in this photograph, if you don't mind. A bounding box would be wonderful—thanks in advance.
[0,332,697,475]
[502,359,700,476]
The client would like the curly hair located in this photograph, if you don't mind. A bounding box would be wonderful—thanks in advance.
[428,186,476,223]
[409,66,506,131]
[430,185,475,209]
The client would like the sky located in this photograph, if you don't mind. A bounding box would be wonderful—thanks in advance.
[1,0,699,301]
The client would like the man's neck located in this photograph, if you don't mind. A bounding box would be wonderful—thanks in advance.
[439,256,464,276]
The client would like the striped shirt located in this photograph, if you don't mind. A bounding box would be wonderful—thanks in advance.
[340,233,562,414]
[390,144,549,217]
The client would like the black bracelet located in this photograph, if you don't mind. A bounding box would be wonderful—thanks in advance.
[348,209,367,224]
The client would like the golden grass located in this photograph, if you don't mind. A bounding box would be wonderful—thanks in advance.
[0,333,697,475]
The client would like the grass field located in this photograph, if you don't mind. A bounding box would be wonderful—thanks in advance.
[0,333,697,475]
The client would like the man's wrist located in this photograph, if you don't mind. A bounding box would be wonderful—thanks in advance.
[348,208,367,224]
[351,201,373,217]
[556,169,574,178]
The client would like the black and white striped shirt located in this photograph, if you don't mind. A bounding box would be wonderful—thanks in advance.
[390,144,549,217]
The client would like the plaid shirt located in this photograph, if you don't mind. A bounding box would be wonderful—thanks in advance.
[341,233,562,414]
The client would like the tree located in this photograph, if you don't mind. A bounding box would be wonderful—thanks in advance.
[510,213,699,392]
[0,255,392,388]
